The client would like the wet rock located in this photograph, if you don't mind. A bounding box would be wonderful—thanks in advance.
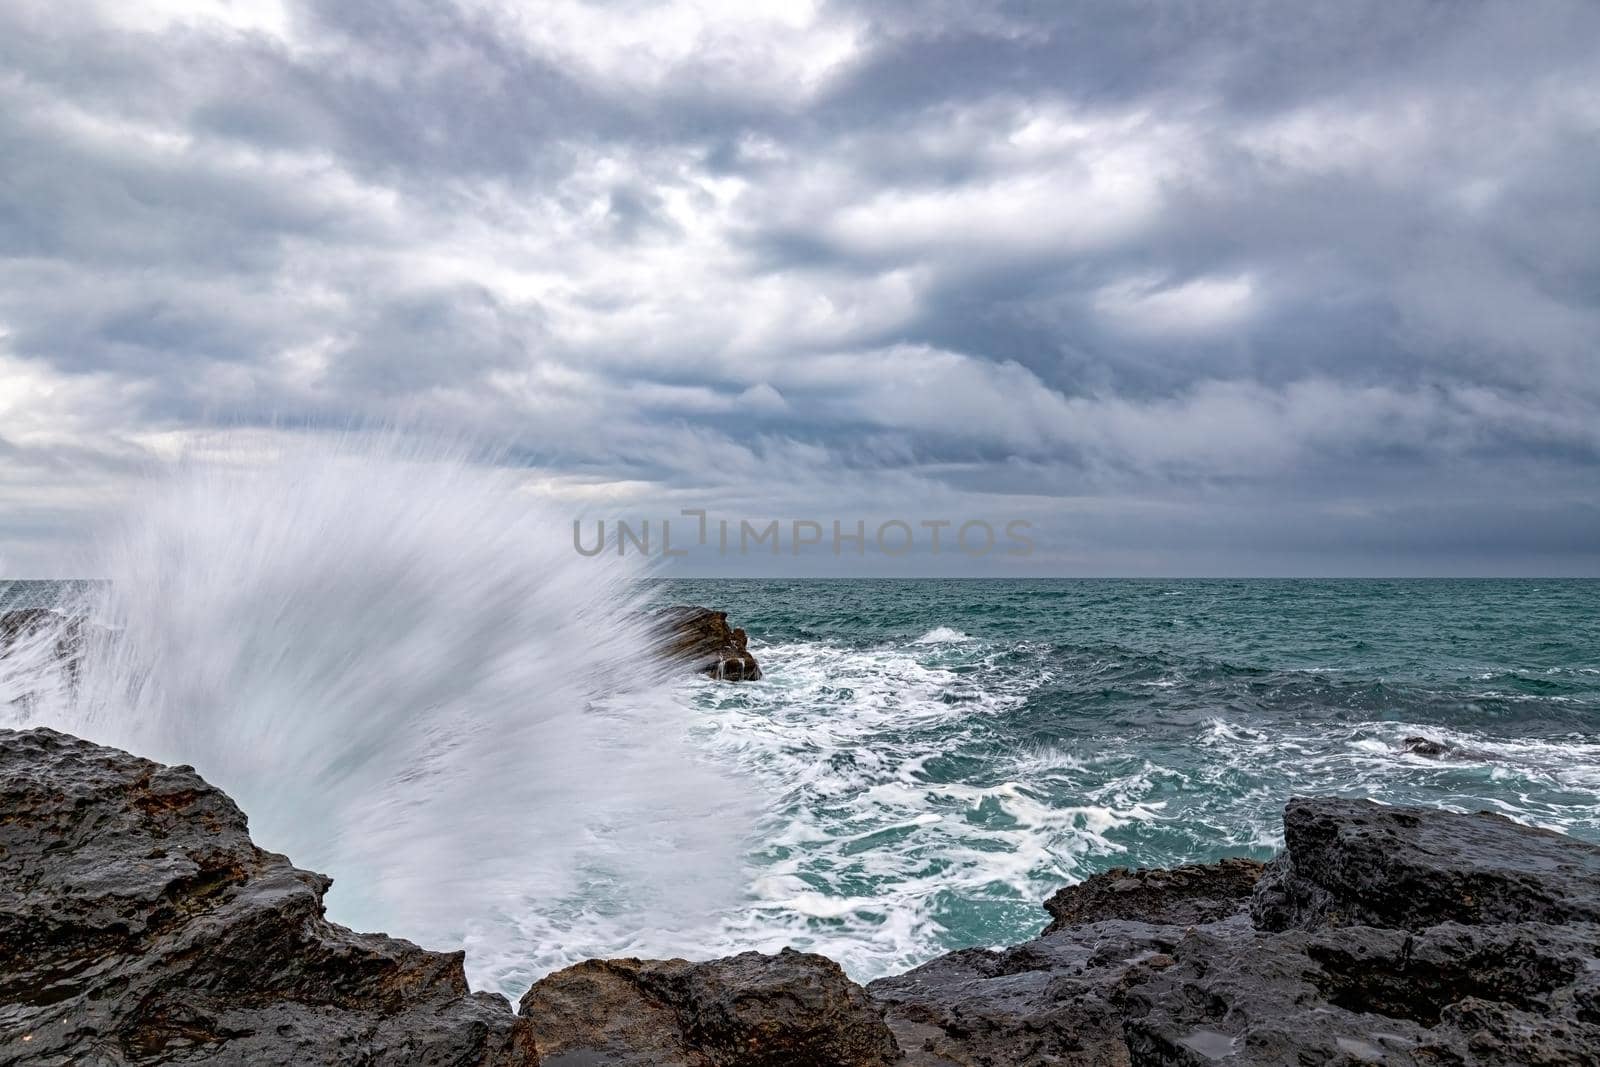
[10,726,1600,1067]
[1400,735,1500,762]
[520,949,897,1066]
[1402,734,1453,758]
[0,607,58,645]
[1302,921,1598,1029]
[1121,918,1600,1066]
[868,921,1183,1066]
[654,606,761,680]
[1042,857,1265,933]
[1126,921,1600,1067]
[874,798,1600,1066]
[0,727,536,1067]
[1119,918,1441,1066]
[0,608,85,665]
[1251,795,1600,932]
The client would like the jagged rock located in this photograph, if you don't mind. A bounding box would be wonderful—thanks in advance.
[874,799,1600,1066]
[869,921,1183,1066]
[1120,917,1442,1065]
[1251,795,1600,932]
[1042,857,1264,933]
[873,858,1259,1065]
[654,606,761,680]
[9,726,1600,1067]
[0,727,536,1067]
[519,949,897,1066]
[1123,918,1600,1065]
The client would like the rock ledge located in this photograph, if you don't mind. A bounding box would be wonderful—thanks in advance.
[6,726,1598,1066]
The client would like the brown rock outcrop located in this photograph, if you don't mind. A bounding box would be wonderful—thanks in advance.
[654,606,762,680]
[520,950,898,1066]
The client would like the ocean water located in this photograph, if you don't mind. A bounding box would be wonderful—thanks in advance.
[660,577,1600,980]
[6,571,1599,991]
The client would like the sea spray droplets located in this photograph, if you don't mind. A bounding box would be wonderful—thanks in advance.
[0,433,753,995]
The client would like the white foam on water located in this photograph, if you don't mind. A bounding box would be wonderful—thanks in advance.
[1191,715,1600,840]
[914,626,970,644]
[680,637,1161,980]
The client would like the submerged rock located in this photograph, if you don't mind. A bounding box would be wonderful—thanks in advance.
[0,727,535,1066]
[519,949,898,1066]
[654,605,762,680]
[1402,734,1453,758]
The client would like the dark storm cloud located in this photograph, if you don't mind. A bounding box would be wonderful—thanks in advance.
[0,0,1597,574]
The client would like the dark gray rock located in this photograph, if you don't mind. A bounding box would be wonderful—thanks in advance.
[1402,735,1452,758]
[519,949,898,1066]
[1043,857,1265,933]
[1122,918,1600,1066]
[1120,919,1440,1066]
[873,799,1600,1066]
[1251,795,1600,933]
[1303,921,1599,1029]
[869,921,1184,1066]
[0,727,536,1067]
[653,606,761,681]
[8,728,1600,1067]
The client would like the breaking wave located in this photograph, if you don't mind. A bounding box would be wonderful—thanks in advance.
[0,432,752,994]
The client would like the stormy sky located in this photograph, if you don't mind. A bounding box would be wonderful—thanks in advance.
[1,0,1598,575]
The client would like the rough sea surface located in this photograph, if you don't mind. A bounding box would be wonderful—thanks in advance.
[665,578,1600,980]
[6,576,1598,989]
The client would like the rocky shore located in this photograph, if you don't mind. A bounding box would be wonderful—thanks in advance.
[4,727,1597,1066]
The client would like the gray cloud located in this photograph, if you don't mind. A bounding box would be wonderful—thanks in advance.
[0,0,1597,575]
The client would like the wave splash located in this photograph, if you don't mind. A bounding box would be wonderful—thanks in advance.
[0,433,751,994]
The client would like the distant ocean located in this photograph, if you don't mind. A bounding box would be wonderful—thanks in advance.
[7,576,1599,988]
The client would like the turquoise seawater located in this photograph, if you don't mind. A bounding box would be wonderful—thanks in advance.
[663,578,1600,977]
[7,577,1599,983]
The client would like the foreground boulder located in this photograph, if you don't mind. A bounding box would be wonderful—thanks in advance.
[1253,795,1600,932]
[0,727,535,1066]
[520,950,898,1066]
[654,606,762,680]
[872,797,1600,1066]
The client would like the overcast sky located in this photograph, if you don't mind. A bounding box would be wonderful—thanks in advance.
[1,0,1598,576]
